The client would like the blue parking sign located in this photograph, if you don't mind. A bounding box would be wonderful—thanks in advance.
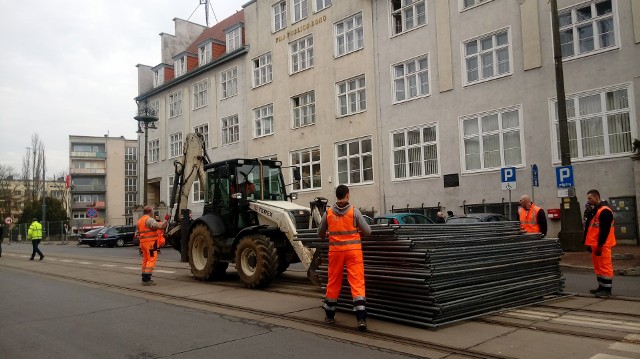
[501,167,516,182]
[555,166,574,188]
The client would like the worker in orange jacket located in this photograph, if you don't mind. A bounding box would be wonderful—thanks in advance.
[317,185,371,331]
[583,189,616,298]
[136,206,166,286]
[518,195,547,236]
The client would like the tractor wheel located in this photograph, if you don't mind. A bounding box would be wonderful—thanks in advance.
[188,224,224,281]
[235,234,278,289]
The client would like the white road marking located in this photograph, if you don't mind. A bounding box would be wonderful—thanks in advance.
[100,264,117,267]
[78,261,92,265]
[124,267,140,270]
[609,342,640,354]
[60,259,73,263]
[154,270,176,274]
[589,354,633,359]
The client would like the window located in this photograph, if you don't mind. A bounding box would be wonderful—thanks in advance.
[192,179,205,202]
[194,124,209,149]
[463,29,510,85]
[337,75,366,117]
[125,162,137,176]
[199,42,212,65]
[253,53,272,88]
[337,137,373,185]
[174,56,186,77]
[461,106,523,171]
[335,13,364,57]
[315,0,331,12]
[462,0,491,10]
[125,147,137,161]
[254,104,274,137]
[149,139,159,163]
[551,84,633,161]
[392,124,438,179]
[149,99,159,118]
[125,193,137,212]
[391,0,426,36]
[226,27,242,53]
[273,1,287,32]
[125,178,137,192]
[290,147,321,190]
[169,132,183,158]
[193,80,208,110]
[393,55,429,102]
[169,90,183,118]
[153,69,164,87]
[221,67,238,99]
[292,91,315,128]
[168,175,174,204]
[290,35,314,74]
[558,0,616,59]
[292,0,308,23]
[222,115,240,145]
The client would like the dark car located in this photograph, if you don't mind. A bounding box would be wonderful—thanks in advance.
[96,225,137,247]
[446,213,510,224]
[77,227,105,246]
[374,213,434,225]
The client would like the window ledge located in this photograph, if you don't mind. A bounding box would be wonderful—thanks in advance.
[463,72,512,88]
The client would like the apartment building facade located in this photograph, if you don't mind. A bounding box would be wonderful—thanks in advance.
[68,135,138,229]
[135,0,639,241]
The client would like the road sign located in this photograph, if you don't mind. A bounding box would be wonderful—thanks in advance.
[555,165,574,188]
[531,164,539,187]
[86,208,98,218]
[4,217,12,225]
[501,167,517,191]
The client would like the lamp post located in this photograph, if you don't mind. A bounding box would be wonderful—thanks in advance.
[134,101,158,206]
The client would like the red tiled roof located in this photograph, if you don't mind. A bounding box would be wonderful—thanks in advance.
[186,10,244,55]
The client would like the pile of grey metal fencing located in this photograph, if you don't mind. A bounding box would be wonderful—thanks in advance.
[297,222,564,328]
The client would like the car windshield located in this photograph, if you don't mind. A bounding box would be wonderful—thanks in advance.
[402,214,432,224]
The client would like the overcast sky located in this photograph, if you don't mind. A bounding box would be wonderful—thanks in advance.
[0,0,245,177]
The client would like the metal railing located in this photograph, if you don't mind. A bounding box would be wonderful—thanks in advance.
[5,221,70,243]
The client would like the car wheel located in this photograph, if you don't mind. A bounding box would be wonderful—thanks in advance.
[116,238,125,247]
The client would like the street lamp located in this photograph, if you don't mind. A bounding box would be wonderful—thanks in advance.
[134,101,158,206]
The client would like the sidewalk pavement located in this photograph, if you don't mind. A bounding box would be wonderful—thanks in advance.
[560,244,640,275]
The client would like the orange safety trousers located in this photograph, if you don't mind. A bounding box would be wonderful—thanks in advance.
[590,245,613,278]
[325,249,365,300]
[141,240,157,277]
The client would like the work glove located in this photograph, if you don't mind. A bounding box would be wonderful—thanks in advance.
[594,246,602,257]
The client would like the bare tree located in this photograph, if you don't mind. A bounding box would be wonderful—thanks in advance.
[21,134,46,203]
[0,164,19,221]
[50,171,71,218]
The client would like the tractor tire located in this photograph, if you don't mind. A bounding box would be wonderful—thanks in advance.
[235,234,278,289]
[188,224,224,281]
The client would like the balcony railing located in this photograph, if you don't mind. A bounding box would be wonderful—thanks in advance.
[72,185,106,192]
[70,168,107,175]
[70,151,107,159]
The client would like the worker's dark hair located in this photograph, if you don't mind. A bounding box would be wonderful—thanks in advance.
[335,185,349,200]
[587,189,600,198]
[143,206,153,215]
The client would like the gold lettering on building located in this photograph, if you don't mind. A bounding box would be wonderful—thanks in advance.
[275,15,327,43]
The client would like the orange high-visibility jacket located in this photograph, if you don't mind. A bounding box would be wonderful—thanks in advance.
[137,215,160,245]
[519,204,541,233]
[585,206,616,247]
[326,207,361,252]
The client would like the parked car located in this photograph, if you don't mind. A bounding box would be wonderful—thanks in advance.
[374,213,434,225]
[77,227,105,246]
[363,215,374,225]
[446,213,510,224]
[96,225,137,247]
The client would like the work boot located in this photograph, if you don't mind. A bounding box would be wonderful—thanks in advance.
[357,319,367,331]
[39,255,44,261]
[594,289,612,298]
[142,280,156,286]
[29,257,34,260]
[589,288,601,294]
[324,317,335,325]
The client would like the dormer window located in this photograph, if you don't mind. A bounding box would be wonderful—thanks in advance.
[153,67,164,87]
[198,41,212,66]
[225,24,243,53]
[174,56,187,77]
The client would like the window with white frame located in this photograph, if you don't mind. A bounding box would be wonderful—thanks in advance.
[193,80,208,110]
[221,115,239,145]
[290,35,313,74]
[391,0,426,36]
[221,67,237,99]
[463,29,510,85]
[461,106,523,171]
[290,147,321,190]
[292,91,315,128]
[462,0,492,10]
[253,53,272,88]
[335,13,364,57]
[168,90,183,118]
[292,0,308,23]
[149,139,159,163]
[153,69,164,87]
[558,0,616,59]
[192,179,205,202]
[315,0,331,12]
[393,55,429,102]
[226,27,242,53]
[194,124,209,149]
[336,137,373,185]
[125,147,137,161]
[168,175,174,204]
[149,99,159,118]
[174,56,186,77]
[551,84,633,161]
[392,124,438,179]
[254,105,274,137]
[125,178,137,192]
[125,193,137,211]
[169,132,183,158]
[337,75,366,117]
[199,42,212,65]
[273,1,287,32]
[125,162,137,176]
